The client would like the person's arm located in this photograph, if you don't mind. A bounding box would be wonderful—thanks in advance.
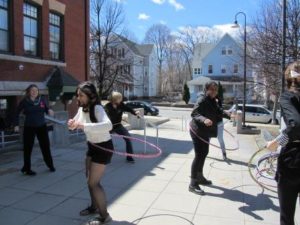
[267,119,289,151]
[83,105,112,133]
[191,96,212,126]
[121,102,137,115]
[42,97,54,116]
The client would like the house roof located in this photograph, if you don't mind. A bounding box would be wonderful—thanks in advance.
[47,67,79,87]
[117,35,154,57]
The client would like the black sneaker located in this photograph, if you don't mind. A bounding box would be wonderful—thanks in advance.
[126,157,135,164]
[198,177,212,186]
[21,168,36,176]
[189,184,205,195]
[49,166,56,172]
[80,206,98,216]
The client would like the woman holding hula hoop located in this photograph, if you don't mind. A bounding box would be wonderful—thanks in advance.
[189,81,232,195]
[266,61,300,225]
[68,82,113,224]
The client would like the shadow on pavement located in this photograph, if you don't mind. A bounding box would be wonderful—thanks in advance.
[205,185,280,220]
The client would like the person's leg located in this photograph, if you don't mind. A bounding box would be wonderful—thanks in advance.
[189,132,206,195]
[22,126,36,174]
[277,177,299,225]
[114,125,134,162]
[80,156,98,216]
[36,125,54,171]
[217,122,226,158]
[87,162,111,221]
[196,137,212,185]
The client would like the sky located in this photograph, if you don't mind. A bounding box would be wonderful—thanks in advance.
[112,0,262,42]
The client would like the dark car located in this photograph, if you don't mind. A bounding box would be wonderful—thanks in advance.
[125,101,159,116]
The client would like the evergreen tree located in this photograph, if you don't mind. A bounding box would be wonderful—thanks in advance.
[183,83,190,104]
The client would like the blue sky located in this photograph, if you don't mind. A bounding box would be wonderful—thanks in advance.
[115,0,261,41]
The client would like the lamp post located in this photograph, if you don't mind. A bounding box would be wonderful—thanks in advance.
[232,12,247,128]
[281,0,287,94]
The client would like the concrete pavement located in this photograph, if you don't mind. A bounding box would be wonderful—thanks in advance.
[0,118,299,225]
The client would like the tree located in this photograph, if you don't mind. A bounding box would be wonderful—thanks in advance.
[182,83,190,104]
[248,0,300,123]
[90,0,132,101]
[144,24,171,95]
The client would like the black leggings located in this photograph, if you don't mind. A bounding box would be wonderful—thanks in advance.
[23,125,54,171]
[190,131,209,179]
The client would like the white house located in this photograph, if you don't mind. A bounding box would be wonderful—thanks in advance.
[110,36,158,99]
[188,33,254,103]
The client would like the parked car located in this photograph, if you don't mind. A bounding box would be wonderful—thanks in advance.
[228,104,280,124]
[125,101,159,116]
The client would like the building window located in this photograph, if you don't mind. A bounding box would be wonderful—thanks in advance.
[0,0,9,51]
[221,47,226,55]
[221,65,226,74]
[208,65,213,74]
[49,12,63,60]
[194,68,202,75]
[23,2,39,56]
[122,48,125,58]
[227,48,233,55]
[234,64,239,73]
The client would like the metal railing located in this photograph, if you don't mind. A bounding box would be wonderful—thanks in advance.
[0,131,20,148]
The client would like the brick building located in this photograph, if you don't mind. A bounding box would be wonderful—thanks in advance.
[0,0,89,130]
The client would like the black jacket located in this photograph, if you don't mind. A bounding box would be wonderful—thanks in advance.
[104,102,136,129]
[280,91,300,141]
[190,94,228,138]
[15,96,49,127]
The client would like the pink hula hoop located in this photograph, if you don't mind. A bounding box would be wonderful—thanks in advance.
[189,122,239,151]
[88,134,162,159]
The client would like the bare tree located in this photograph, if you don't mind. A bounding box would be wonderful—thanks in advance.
[144,24,171,95]
[90,0,132,101]
[248,0,300,123]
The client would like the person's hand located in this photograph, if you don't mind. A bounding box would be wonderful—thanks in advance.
[14,126,19,133]
[266,140,279,151]
[135,111,141,118]
[68,119,76,130]
[48,109,54,117]
[204,119,213,127]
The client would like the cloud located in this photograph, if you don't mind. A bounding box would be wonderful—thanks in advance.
[152,0,165,4]
[160,20,167,25]
[168,0,184,11]
[138,13,150,20]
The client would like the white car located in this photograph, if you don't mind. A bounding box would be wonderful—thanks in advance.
[228,104,280,124]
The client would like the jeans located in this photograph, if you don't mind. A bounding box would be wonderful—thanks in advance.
[217,122,226,154]
[111,125,134,157]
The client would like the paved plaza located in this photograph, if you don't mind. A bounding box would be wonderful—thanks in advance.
[0,119,299,225]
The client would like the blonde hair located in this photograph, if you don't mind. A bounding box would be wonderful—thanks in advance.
[285,61,300,90]
[109,91,123,103]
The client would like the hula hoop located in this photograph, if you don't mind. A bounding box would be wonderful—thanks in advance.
[248,148,278,193]
[189,122,239,151]
[88,133,162,159]
[131,214,195,225]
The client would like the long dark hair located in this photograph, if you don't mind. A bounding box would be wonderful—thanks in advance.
[76,82,99,123]
[204,81,218,93]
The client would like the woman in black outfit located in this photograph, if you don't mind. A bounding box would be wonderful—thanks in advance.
[267,61,300,225]
[189,81,230,195]
[14,84,55,176]
[105,92,140,163]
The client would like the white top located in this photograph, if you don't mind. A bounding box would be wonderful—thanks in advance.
[73,105,112,143]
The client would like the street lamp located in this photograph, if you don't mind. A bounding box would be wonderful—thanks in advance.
[232,12,247,128]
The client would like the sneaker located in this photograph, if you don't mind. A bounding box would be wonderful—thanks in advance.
[80,206,98,216]
[49,166,56,172]
[126,157,135,164]
[87,215,112,225]
[21,168,36,176]
[198,177,212,186]
[189,184,205,195]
